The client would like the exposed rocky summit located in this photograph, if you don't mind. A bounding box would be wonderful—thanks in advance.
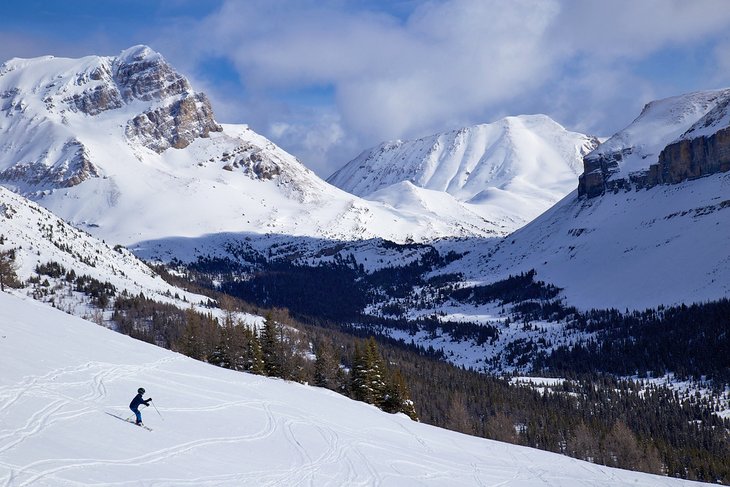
[65,45,222,153]
[112,46,190,103]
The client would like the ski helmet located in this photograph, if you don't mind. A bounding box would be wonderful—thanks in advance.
[138,387,145,394]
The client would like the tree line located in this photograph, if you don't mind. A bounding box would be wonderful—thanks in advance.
[111,293,418,420]
[11,257,730,482]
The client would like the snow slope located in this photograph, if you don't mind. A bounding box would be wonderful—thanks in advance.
[0,185,206,309]
[329,115,599,232]
[435,170,730,311]
[404,88,730,311]
[0,291,709,486]
[0,47,503,246]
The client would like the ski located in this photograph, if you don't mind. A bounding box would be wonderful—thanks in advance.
[105,412,153,431]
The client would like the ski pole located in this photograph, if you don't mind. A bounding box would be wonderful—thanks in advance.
[150,400,164,420]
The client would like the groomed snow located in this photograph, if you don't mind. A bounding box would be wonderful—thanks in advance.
[0,292,710,486]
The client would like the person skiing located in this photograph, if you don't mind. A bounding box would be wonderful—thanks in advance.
[129,387,152,425]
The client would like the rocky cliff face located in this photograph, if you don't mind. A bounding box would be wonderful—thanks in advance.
[0,139,99,191]
[68,45,222,153]
[578,149,631,197]
[61,46,196,117]
[0,45,223,193]
[655,126,730,184]
[125,92,221,153]
[578,89,730,198]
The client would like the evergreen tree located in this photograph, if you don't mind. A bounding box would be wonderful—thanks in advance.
[314,339,345,392]
[351,337,387,406]
[260,314,283,377]
[244,327,266,374]
[209,317,236,369]
[179,308,206,360]
[382,369,418,421]
[350,341,368,402]
[0,249,21,291]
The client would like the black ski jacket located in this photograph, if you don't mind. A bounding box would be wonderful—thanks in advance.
[129,393,150,411]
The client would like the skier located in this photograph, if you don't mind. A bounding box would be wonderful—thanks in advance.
[129,387,152,425]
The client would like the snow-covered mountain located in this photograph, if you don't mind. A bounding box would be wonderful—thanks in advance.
[0,290,710,486]
[329,115,599,231]
[0,46,506,247]
[433,89,730,311]
[579,88,730,197]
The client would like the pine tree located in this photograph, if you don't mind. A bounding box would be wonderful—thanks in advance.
[364,337,387,405]
[209,317,235,369]
[243,326,265,374]
[0,249,21,291]
[382,369,418,421]
[179,308,205,360]
[351,337,387,406]
[350,341,369,402]
[314,339,344,391]
[260,314,283,377]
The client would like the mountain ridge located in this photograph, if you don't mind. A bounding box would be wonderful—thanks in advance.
[0,46,512,246]
[329,114,599,229]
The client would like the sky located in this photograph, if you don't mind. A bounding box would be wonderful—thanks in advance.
[1,0,729,177]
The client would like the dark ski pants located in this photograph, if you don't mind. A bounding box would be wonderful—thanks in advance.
[131,407,142,424]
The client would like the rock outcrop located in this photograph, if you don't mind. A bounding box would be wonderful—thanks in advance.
[655,126,730,184]
[0,139,99,191]
[112,46,190,103]
[125,92,221,153]
[578,149,632,198]
[578,89,730,198]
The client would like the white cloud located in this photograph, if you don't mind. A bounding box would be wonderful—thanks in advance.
[183,0,568,171]
[711,40,730,88]
[551,0,730,60]
[4,0,729,176]
[175,0,730,175]
[266,114,348,176]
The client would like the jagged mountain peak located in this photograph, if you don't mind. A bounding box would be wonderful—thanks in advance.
[111,44,193,105]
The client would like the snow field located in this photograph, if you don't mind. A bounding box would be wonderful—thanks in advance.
[0,293,712,487]
[0,292,712,486]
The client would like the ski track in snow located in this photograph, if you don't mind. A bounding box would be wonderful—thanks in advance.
[0,292,712,486]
